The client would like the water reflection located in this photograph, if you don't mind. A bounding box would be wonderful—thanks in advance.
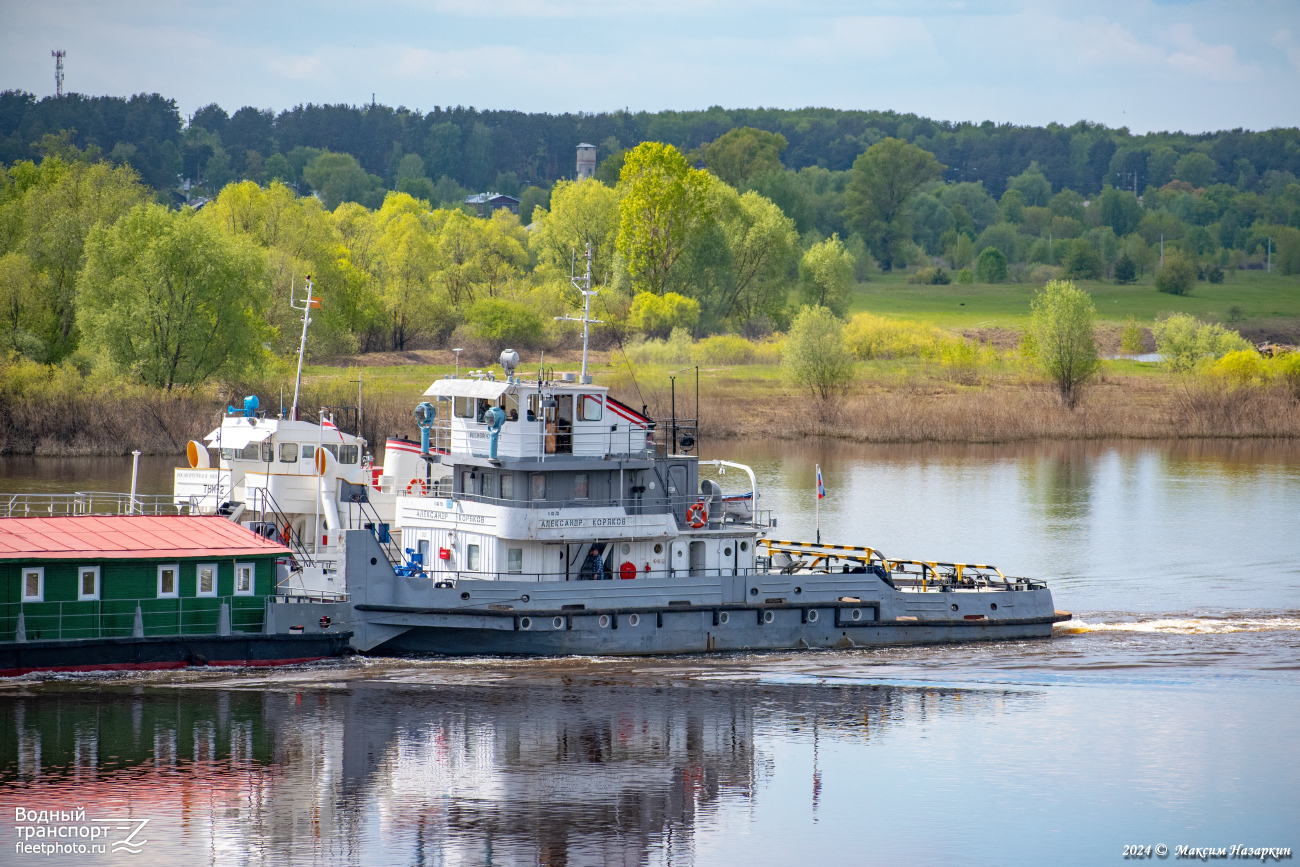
[0,677,1008,865]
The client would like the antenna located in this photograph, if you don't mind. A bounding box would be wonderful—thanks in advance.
[554,243,603,380]
[289,275,320,420]
[51,50,65,97]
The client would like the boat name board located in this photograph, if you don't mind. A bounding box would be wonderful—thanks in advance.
[407,507,490,524]
[538,516,627,528]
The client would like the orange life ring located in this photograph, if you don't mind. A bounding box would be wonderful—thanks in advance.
[406,477,429,496]
[686,502,708,528]
[619,561,637,580]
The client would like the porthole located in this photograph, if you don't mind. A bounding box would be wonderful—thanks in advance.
[794,586,802,595]
[461,591,471,600]
[676,549,683,558]
[628,613,641,627]
[718,611,730,625]
[950,603,959,611]
[370,557,377,565]
[750,587,758,596]
[806,609,819,623]
[740,542,748,552]
[521,594,530,602]
[621,543,631,555]
[762,610,775,624]
[553,616,565,629]
[598,614,610,628]
[520,616,532,630]
[851,608,862,621]
[654,543,663,554]
[724,546,732,556]
[990,602,998,611]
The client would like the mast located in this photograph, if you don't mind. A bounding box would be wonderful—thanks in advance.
[555,244,602,380]
[290,275,317,421]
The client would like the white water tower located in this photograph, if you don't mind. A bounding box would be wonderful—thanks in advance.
[576,143,596,180]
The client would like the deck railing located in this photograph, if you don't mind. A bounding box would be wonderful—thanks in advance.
[0,491,200,518]
[0,596,267,643]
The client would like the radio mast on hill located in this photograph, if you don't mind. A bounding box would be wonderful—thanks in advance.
[52,50,65,97]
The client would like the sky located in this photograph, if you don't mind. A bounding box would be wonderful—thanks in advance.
[3,0,1299,133]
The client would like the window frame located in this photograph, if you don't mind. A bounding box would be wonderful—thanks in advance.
[577,394,603,421]
[279,442,299,463]
[500,474,514,500]
[22,566,44,602]
[573,473,589,499]
[466,544,481,571]
[530,474,546,500]
[157,563,180,599]
[481,472,494,497]
[453,396,474,418]
[196,563,219,598]
[338,444,359,464]
[507,548,523,573]
[302,445,315,460]
[77,565,101,601]
[234,562,255,596]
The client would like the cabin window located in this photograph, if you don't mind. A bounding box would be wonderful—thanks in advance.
[78,565,100,601]
[481,473,494,497]
[158,564,179,598]
[466,544,481,571]
[196,564,218,597]
[302,445,315,460]
[530,474,546,500]
[220,448,234,460]
[527,394,540,422]
[476,398,494,422]
[339,445,359,464]
[500,474,514,499]
[454,396,474,418]
[235,563,255,595]
[504,392,520,421]
[238,444,261,460]
[22,567,44,602]
[573,473,589,499]
[462,471,472,493]
[508,549,523,573]
[279,443,298,463]
[323,444,339,460]
[417,539,430,564]
[577,394,603,421]
[261,442,274,462]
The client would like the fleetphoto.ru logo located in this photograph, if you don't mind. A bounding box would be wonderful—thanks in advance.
[13,807,150,857]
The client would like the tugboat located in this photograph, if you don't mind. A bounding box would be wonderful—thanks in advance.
[267,345,1070,656]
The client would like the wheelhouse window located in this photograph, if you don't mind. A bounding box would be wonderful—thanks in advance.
[238,444,260,461]
[504,392,520,421]
[302,445,315,460]
[454,397,474,418]
[234,563,255,596]
[260,442,274,462]
[338,445,359,464]
[78,565,100,601]
[573,473,589,499]
[481,473,494,497]
[466,544,481,571]
[196,563,218,597]
[22,567,43,602]
[157,564,179,598]
[500,474,514,500]
[461,471,472,493]
[530,474,546,500]
[279,443,298,463]
[508,549,523,573]
[577,394,603,421]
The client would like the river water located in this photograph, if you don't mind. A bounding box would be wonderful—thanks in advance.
[1,441,1297,866]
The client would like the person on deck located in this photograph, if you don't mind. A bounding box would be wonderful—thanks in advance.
[579,545,607,580]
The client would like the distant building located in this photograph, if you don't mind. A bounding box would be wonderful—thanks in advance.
[576,143,597,180]
[464,192,520,217]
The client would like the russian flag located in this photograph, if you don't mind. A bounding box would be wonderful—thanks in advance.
[816,464,825,499]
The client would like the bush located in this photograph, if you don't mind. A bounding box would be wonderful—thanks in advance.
[1207,265,1225,284]
[1152,313,1253,372]
[975,247,1008,283]
[1062,239,1103,279]
[782,305,855,400]
[1027,279,1100,408]
[626,327,694,364]
[628,291,700,338]
[464,297,545,348]
[1120,316,1146,353]
[1272,351,1300,398]
[907,266,951,285]
[1155,250,1196,295]
[1114,252,1136,284]
[842,312,947,360]
[956,268,974,284]
[693,334,756,365]
[1207,350,1267,387]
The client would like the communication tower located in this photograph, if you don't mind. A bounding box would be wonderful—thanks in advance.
[52,50,65,97]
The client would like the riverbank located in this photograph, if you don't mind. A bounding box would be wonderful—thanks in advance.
[2,357,1297,456]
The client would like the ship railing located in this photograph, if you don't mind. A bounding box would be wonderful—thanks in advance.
[408,565,772,584]
[0,491,199,518]
[269,589,350,603]
[0,596,267,643]
[760,539,1045,591]
[447,493,776,528]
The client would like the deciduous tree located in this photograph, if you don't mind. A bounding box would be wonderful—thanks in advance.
[1027,279,1100,408]
[615,142,712,296]
[782,305,854,400]
[844,138,943,270]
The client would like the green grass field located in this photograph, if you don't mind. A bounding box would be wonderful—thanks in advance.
[849,270,1300,330]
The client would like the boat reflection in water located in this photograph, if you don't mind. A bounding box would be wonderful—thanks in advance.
[0,671,1017,865]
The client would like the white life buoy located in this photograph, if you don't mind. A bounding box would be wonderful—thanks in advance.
[406,478,429,496]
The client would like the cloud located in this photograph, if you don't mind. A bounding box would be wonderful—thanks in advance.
[802,16,937,60]
[1163,22,1258,82]
[1271,29,1300,73]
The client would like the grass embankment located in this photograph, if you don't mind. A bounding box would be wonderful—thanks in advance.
[1,271,1297,454]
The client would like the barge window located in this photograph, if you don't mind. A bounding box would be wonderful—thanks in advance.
[235,563,255,595]
[531,474,546,500]
[279,443,298,463]
[500,474,514,499]
[454,397,474,418]
[481,473,494,496]
[22,567,43,602]
[158,564,179,598]
[467,544,481,571]
[577,394,603,421]
[197,564,218,597]
[78,566,100,601]
[339,445,359,464]
[574,473,589,499]
[508,549,523,573]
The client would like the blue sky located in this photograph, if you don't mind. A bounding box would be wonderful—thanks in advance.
[4,0,1298,133]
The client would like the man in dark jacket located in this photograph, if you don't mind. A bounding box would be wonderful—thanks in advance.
[579,545,607,580]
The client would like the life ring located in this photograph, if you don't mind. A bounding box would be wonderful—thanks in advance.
[619,561,637,580]
[406,477,429,496]
[686,502,708,528]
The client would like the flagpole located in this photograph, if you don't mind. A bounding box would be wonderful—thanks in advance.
[815,463,821,544]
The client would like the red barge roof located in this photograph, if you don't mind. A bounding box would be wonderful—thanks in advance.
[0,515,290,561]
